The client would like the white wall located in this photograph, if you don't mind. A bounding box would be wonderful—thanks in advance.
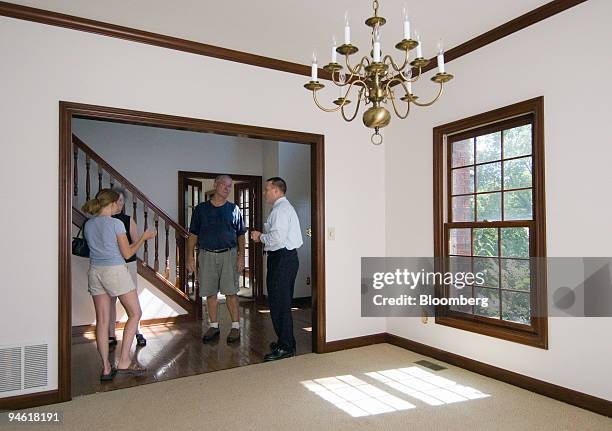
[385,0,612,400]
[0,14,386,397]
[279,142,312,298]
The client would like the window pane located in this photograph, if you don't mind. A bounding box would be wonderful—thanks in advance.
[476,162,501,193]
[452,167,474,195]
[449,229,471,255]
[476,132,501,163]
[473,228,498,257]
[474,287,500,318]
[452,195,474,222]
[503,189,532,220]
[451,138,474,167]
[476,192,501,221]
[500,258,530,291]
[502,290,531,324]
[503,124,532,159]
[448,256,472,276]
[449,284,473,313]
[503,157,532,190]
[473,257,499,288]
[501,227,529,258]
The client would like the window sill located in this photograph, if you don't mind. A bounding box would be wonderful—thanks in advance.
[435,314,548,349]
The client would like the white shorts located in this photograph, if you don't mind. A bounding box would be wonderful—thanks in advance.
[88,264,136,297]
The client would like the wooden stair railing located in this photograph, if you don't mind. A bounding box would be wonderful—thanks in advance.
[72,133,201,319]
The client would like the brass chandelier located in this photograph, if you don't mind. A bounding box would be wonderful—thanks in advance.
[304,0,453,145]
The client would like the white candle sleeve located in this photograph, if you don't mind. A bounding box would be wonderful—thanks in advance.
[437,53,445,73]
[344,25,350,44]
[404,21,410,40]
[373,42,381,62]
[311,62,318,81]
[332,46,337,63]
[416,42,422,58]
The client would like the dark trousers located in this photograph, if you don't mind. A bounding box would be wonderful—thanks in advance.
[266,247,299,351]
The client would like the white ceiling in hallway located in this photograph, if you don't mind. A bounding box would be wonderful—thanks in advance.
[8,0,554,65]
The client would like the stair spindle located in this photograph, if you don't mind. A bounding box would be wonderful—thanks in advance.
[73,147,78,197]
[164,222,170,280]
[97,165,103,193]
[143,206,149,265]
[154,214,159,272]
[85,155,91,201]
[132,196,137,223]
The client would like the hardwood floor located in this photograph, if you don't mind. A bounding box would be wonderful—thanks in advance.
[71,299,312,397]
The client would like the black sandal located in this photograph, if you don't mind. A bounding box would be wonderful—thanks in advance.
[100,367,117,381]
[116,364,146,376]
[108,336,118,347]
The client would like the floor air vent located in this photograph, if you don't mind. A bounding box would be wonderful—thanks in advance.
[0,347,22,392]
[414,359,447,371]
[24,344,48,389]
[0,343,48,393]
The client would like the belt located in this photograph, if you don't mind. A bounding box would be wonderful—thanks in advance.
[203,248,231,253]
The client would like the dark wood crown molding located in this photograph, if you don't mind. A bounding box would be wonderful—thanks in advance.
[0,0,589,81]
[417,0,590,75]
[0,0,330,80]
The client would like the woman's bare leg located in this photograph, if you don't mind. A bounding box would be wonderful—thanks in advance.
[108,297,117,338]
[92,294,112,374]
[116,290,142,369]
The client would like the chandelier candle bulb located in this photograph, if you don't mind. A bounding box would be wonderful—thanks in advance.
[415,32,422,57]
[437,40,445,73]
[373,25,381,62]
[311,52,318,81]
[331,36,337,63]
[402,7,410,39]
[344,11,351,44]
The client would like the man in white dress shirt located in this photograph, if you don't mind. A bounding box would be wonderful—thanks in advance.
[251,177,303,361]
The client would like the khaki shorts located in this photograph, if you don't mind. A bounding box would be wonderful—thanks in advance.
[199,248,239,297]
[88,264,136,297]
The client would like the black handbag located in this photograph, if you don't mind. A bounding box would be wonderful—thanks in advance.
[72,222,90,257]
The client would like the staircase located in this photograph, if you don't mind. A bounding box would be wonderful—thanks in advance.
[71,134,201,319]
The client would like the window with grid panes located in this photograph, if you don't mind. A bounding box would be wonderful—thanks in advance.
[434,98,547,348]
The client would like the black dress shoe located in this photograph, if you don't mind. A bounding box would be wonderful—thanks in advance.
[269,341,278,351]
[202,327,220,343]
[264,347,295,362]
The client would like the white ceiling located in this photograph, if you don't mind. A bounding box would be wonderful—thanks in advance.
[9,0,552,65]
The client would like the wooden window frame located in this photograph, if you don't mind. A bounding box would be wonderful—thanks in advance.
[433,97,547,349]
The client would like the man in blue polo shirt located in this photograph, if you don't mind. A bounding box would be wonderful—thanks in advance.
[186,175,247,344]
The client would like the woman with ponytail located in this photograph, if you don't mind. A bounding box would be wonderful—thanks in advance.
[81,189,156,380]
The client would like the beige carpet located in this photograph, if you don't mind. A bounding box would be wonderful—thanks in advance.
[6,344,611,431]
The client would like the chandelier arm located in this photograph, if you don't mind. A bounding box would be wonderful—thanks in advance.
[312,91,346,113]
[410,83,445,107]
[341,79,367,101]
[331,67,359,88]
[341,89,363,122]
[385,77,404,93]
[345,55,370,76]
[392,65,422,84]
[382,49,409,72]
[389,88,411,119]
